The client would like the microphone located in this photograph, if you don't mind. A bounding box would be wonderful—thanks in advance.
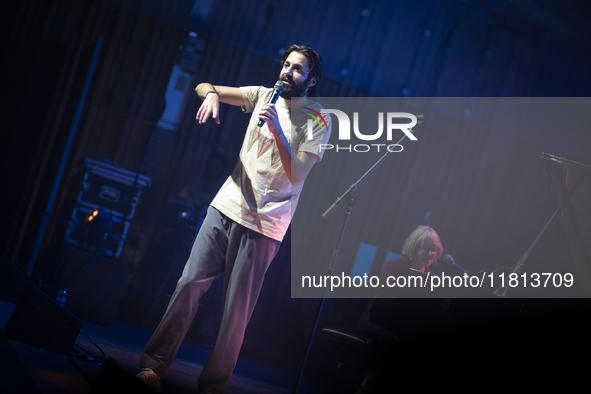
[257,80,285,127]
[440,251,469,277]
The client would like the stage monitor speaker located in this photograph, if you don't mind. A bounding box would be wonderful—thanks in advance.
[90,358,155,394]
[4,285,83,356]
[56,249,130,326]
[0,256,34,304]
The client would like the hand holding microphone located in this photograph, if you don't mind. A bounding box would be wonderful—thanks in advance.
[257,80,285,127]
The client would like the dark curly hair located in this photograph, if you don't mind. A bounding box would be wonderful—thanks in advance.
[279,44,323,97]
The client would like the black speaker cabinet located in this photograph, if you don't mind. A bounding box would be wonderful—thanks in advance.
[55,249,130,326]
[4,285,83,356]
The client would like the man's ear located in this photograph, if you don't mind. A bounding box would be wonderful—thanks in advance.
[307,77,316,87]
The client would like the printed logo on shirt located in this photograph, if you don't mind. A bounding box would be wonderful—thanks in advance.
[246,125,291,167]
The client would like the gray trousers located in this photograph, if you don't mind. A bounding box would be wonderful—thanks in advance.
[140,206,280,393]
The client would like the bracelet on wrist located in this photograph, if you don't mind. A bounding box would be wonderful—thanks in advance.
[206,91,219,97]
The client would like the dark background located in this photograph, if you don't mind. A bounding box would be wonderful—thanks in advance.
[1,0,590,382]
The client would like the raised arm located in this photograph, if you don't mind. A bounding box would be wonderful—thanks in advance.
[195,83,244,124]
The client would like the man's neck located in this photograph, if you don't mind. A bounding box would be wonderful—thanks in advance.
[287,96,314,108]
[281,87,310,105]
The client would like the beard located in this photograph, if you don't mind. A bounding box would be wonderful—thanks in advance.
[279,76,308,99]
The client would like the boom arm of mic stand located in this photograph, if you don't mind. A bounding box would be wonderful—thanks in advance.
[321,131,414,219]
[322,184,358,218]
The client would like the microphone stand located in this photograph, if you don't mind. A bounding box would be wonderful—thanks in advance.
[493,170,587,297]
[292,126,420,393]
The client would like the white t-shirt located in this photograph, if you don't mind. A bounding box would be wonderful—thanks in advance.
[210,86,331,241]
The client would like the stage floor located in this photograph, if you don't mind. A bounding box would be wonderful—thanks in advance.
[0,300,321,394]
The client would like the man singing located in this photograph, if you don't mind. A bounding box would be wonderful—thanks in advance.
[136,44,331,393]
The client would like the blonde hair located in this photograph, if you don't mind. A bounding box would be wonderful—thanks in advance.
[401,225,443,264]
